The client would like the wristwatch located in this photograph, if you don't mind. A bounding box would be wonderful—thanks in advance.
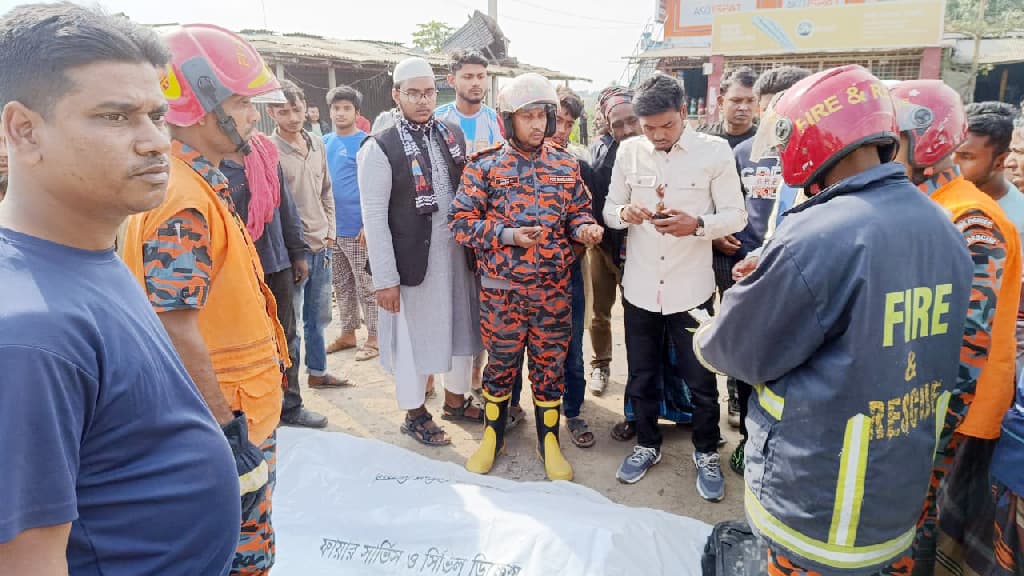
[694,217,705,237]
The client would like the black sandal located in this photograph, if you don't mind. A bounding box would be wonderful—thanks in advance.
[441,396,485,423]
[567,417,596,448]
[610,420,637,442]
[401,412,451,446]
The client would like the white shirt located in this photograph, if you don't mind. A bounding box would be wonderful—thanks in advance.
[604,129,746,315]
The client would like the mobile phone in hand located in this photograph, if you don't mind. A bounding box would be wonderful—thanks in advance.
[651,212,670,220]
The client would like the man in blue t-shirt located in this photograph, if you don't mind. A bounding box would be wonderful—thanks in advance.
[323,85,378,361]
[434,50,505,156]
[0,5,239,574]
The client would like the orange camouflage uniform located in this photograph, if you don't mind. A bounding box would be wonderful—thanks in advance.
[449,141,595,401]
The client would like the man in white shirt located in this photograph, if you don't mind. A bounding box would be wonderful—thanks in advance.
[604,74,746,501]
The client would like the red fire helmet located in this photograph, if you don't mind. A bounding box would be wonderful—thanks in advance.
[768,65,899,189]
[890,80,967,169]
[160,24,285,127]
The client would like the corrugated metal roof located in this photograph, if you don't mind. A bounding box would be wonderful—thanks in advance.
[633,45,713,60]
[442,10,508,60]
[950,36,1024,65]
[149,24,585,81]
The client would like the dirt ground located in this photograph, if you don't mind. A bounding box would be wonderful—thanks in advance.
[299,299,746,528]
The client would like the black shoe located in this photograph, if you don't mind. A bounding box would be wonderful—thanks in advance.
[280,408,328,429]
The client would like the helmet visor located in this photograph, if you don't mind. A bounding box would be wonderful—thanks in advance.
[749,91,787,163]
[252,88,287,105]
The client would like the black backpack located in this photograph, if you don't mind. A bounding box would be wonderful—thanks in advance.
[701,520,768,576]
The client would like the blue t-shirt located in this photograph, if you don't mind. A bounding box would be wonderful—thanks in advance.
[434,102,504,156]
[997,181,1024,249]
[324,130,367,238]
[733,137,784,254]
[0,228,239,575]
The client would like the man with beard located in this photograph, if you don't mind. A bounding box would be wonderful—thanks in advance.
[435,50,504,156]
[121,25,293,575]
[359,57,483,446]
[589,86,639,400]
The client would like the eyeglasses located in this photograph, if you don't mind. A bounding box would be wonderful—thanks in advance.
[398,89,437,103]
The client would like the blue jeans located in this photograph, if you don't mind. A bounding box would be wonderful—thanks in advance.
[511,258,585,417]
[293,248,333,376]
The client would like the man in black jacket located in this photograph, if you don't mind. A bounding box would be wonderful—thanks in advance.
[588,86,639,397]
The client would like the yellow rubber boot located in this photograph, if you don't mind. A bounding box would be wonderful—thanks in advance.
[465,391,510,475]
[534,399,573,481]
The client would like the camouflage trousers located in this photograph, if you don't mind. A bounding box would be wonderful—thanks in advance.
[480,274,570,403]
[232,432,276,576]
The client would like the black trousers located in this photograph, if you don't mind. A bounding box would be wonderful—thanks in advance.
[265,268,303,416]
[623,298,720,453]
[714,250,753,441]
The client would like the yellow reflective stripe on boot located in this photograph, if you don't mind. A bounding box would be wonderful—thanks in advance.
[483,390,511,404]
[753,382,785,420]
[745,484,916,569]
[829,414,871,547]
[466,392,510,475]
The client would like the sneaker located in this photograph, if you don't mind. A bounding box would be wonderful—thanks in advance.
[727,394,741,429]
[589,367,610,396]
[280,407,328,429]
[730,443,745,475]
[693,451,725,502]
[616,446,662,484]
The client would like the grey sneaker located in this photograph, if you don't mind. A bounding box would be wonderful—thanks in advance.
[693,451,725,502]
[616,446,662,484]
[589,367,610,396]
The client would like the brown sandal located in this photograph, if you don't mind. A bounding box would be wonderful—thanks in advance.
[401,412,450,446]
[567,417,596,448]
[441,397,485,423]
[308,373,353,389]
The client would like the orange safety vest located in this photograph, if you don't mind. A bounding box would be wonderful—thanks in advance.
[932,176,1021,439]
[122,156,289,444]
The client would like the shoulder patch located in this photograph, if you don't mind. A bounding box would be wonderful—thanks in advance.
[468,142,505,161]
[957,215,995,231]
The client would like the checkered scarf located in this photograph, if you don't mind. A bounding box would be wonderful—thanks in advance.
[392,109,464,214]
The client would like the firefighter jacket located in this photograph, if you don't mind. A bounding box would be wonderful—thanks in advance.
[694,163,974,574]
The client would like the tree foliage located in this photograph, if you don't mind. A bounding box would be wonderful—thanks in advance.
[411,21,455,53]
[945,0,1024,37]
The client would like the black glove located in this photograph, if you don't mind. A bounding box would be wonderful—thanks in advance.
[221,412,269,498]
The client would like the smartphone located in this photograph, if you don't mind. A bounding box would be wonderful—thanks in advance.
[651,212,671,220]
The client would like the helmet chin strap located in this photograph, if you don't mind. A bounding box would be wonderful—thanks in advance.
[212,105,251,156]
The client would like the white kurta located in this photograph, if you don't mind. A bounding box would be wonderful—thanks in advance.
[358,129,482,408]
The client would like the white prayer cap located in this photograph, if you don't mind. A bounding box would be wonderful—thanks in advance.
[393,57,434,84]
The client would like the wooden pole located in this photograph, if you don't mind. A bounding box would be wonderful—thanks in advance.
[999,66,1009,101]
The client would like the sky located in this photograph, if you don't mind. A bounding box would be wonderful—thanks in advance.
[0,0,656,91]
